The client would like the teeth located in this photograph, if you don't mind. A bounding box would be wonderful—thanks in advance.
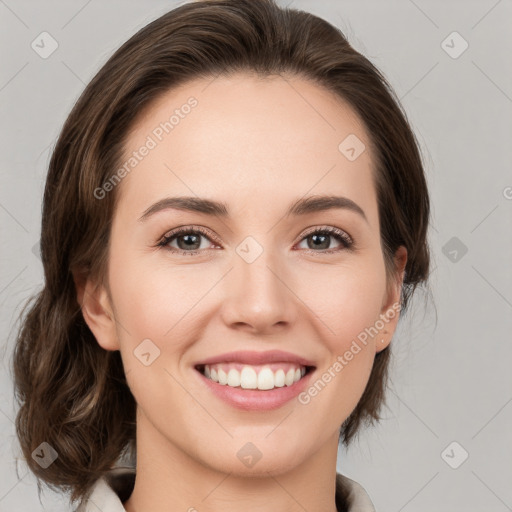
[258,367,274,390]
[217,368,228,385]
[284,368,295,386]
[240,366,257,389]
[227,368,240,387]
[202,364,307,390]
[274,369,285,387]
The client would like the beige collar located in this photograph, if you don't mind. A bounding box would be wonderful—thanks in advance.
[76,467,376,512]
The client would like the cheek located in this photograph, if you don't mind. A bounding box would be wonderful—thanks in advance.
[295,257,387,350]
[109,249,207,339]
[108,257,202,415]
[293,264,386,425]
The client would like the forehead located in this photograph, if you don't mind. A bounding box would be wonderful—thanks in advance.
[115,72,378,226]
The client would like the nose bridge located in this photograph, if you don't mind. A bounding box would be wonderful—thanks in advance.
[221,234,296,330]
[236,234,286,301]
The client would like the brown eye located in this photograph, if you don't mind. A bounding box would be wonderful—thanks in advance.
[157,225,354,257]
[158,226,218,255]
[297,227,353,253]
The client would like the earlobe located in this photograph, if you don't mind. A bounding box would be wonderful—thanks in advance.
[73,271,120,351]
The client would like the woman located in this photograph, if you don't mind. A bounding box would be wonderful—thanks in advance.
[12,1,431,511]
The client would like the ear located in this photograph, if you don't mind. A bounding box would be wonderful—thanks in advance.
[376,245,407,354]
[73,270,120,351]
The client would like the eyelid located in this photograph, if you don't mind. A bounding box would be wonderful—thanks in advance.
[298,225,353,246]
[159,225,221,244]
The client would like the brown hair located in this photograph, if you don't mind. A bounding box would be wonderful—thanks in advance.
[11,0,431,507]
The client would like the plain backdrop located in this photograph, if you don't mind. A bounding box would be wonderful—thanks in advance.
[1,1,511,510]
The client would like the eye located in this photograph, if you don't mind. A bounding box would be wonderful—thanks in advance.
[295,226,353,254]
[157,225,219,256]
[157,225,354,256]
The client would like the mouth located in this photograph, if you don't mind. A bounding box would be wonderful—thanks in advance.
[194,362,315,391]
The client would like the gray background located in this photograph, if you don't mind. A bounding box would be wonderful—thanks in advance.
[1,0,511,510]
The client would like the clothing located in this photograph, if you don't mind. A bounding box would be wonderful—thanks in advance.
[75,467,376,512]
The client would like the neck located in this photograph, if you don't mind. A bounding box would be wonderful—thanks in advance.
[123,407,341,512]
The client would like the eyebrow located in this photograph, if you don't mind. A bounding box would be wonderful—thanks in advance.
[138,194,368,224]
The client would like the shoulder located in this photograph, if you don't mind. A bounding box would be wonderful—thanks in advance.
[336,472,376,512]
[74,467,135,512]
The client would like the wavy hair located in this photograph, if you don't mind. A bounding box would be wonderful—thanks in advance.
[11,0,431,507]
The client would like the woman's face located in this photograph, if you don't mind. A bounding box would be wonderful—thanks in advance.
[84,72,406,476]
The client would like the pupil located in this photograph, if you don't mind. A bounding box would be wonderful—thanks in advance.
[310,234,329,250]
[178,234,200,250]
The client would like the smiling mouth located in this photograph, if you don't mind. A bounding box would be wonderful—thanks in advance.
[195,363,315,391]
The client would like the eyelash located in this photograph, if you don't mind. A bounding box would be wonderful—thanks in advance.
[157,225,354,257]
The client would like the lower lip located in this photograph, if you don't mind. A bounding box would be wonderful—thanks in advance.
[195,368,315,411]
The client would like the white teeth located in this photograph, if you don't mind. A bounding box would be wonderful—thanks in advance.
[284,368,295,386]
[218,368,228,385]
[240,366,257,389]
[274,369,285,387]
[257,367,274,390]
[227,368,240,387]
[202,364,307,390]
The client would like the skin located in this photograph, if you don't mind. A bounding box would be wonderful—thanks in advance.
[78,72,407,512]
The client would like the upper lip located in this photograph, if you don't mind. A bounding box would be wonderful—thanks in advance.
[194,350,316,368]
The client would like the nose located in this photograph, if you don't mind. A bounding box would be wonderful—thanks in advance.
[219,247,298,334]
